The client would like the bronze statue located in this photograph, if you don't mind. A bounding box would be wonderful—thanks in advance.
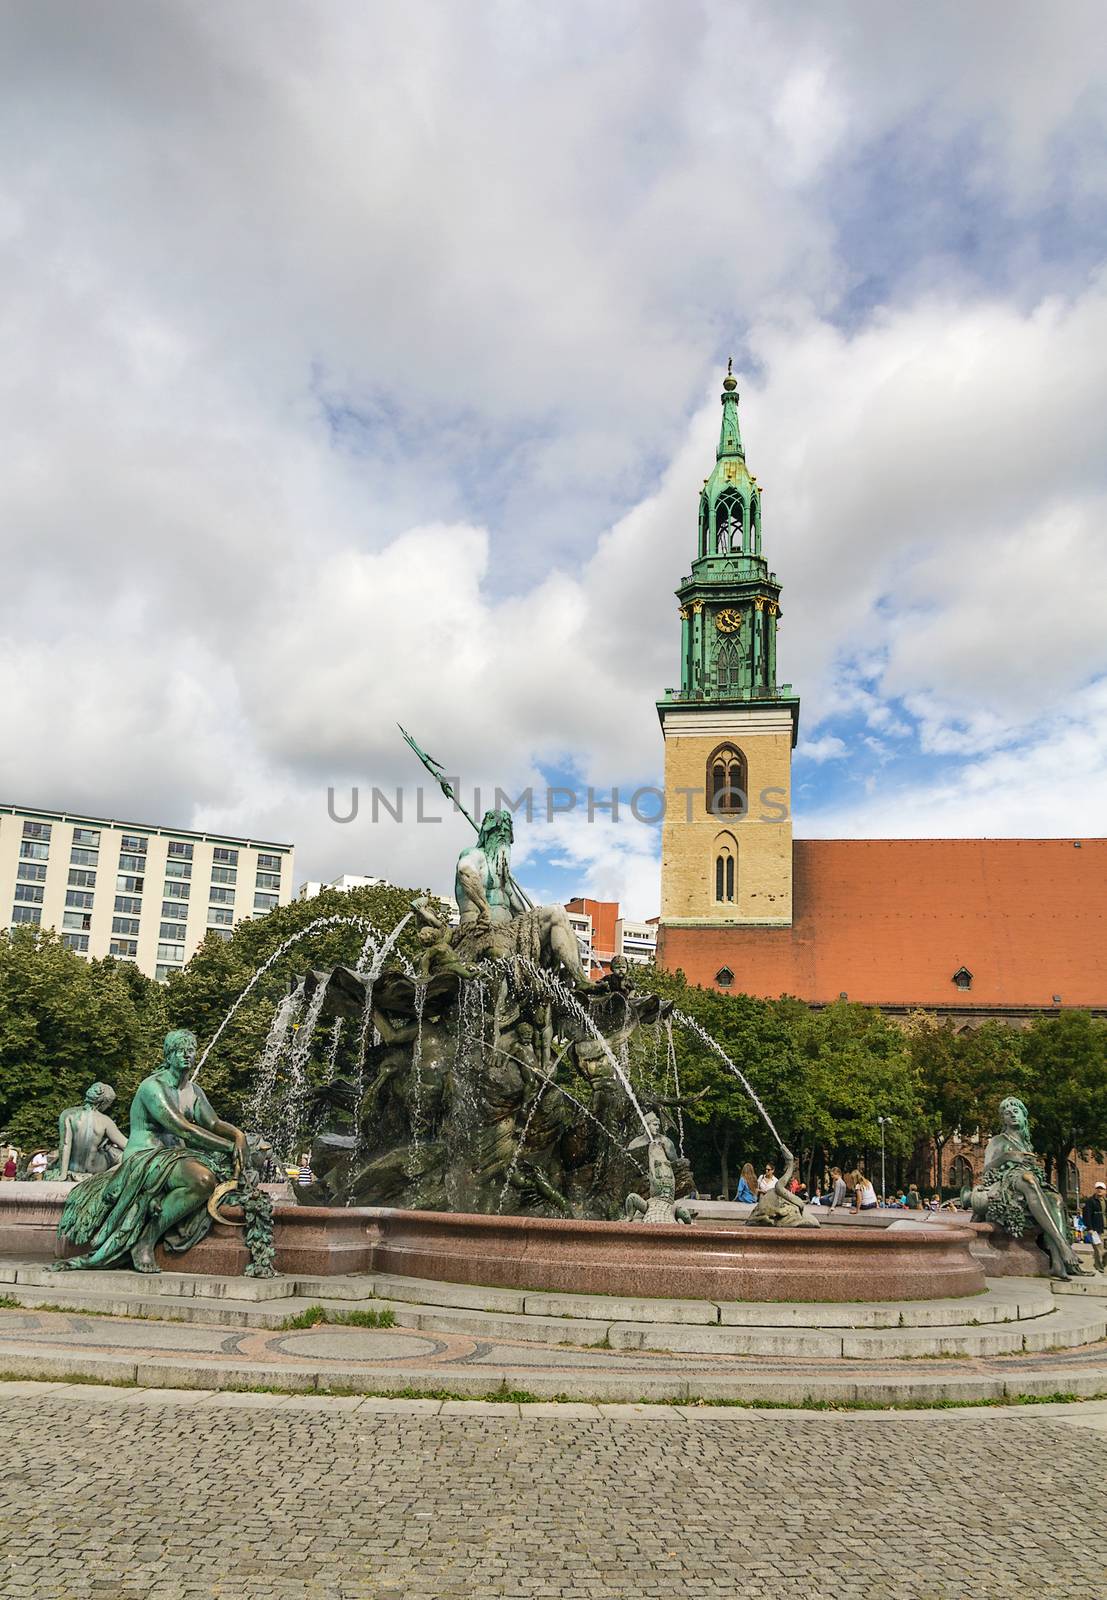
[963,1096,1088,1279]
[48,1083,126,1181]
[625,1112,693,1225]
[53,1029,253,1273]
[746,1149,817,1228]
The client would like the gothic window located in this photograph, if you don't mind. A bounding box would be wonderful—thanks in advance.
[715,639,742,694]
[699,497,710,558]
[714,490,743,553]
[951,966,973,991]
[948,1155,974,1192]
[707,743,747,815]
[713,830,738,905]
[749,493,758,545]
[715,967,734,988]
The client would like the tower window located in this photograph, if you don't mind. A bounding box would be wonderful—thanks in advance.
[707,743,747,815]
[713,832,737,904]
[714,490,744,554]
[715,639,742,694]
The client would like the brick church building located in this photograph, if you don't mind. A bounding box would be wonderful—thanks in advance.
[653,366,1107,1187]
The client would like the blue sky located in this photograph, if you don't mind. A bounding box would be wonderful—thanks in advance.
[1,1,1106,915]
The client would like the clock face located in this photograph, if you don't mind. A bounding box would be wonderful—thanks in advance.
[715,608,742,634]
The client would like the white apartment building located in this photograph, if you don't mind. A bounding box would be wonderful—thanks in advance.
[0,803,294,981]
[615,916,658,965]
[565,907,595,972]
[296,873,387,900]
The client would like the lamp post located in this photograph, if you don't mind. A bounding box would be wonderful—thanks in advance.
[877,1115,893,1204]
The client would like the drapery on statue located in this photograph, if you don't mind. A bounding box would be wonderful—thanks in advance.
[52,1029,254,1274]
[746,1148,817,1228]
[624,1112,693,1226]
[963,1096,1088,1280]
[452,809,597,990]
[46,1083,126,1181]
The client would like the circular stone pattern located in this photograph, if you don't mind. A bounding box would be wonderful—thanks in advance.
[276,1328,435,1361]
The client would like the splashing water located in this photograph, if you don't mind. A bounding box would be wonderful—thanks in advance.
[325,1017,344,1080]
[405,978,429,1177]
[664,1017,685,1158]
[194,913,380,1078]
[246,984,305,1145]
[674,1008,786,1153]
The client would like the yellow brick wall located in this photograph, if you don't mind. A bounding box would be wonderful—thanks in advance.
[660,723,793,923]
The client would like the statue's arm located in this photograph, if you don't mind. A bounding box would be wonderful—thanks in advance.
[143,1083,235,1155]
[101,1116,127,1153]
[188,1085,249,1158]
[58,1114,73,1182]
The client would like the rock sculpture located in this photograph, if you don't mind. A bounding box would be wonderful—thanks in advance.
[624,1112,693,1225]
[53,1029,259,1274]
[963,1096,1088,1279]
[746,1149,817,1228]
[47,1083,126,1181]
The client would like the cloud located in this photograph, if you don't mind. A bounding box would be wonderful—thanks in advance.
[1,2,1106,921]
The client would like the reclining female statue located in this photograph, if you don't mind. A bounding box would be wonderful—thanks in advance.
[963,1096,1087,1280]
[52,1028,250,1274]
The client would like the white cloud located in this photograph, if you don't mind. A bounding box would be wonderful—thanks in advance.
[798,735,847,763]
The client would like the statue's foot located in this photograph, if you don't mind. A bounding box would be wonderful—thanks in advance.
[131,1243,161,1274]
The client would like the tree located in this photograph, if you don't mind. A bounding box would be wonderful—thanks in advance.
[906,1013,1026,1190]
[0,928,166,1150]
[1020,1011,1107,1203]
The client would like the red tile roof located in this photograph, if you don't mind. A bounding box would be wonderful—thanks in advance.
[657,839,1107,1010]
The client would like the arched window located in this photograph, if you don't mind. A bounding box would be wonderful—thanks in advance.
[714,491,743,553]
[715,639,742,694]
[707,743,747,815]
[699,496,710,558]
[715,966,734,988]
[949,1155,974,1193]
[749,494,758,549]
[713,830,738,905]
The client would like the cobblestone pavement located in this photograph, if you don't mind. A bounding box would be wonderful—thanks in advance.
[0,1386,1105,1600]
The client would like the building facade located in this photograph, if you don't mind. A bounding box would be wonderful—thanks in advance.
[564,898,657,977]
[0,803,294,981]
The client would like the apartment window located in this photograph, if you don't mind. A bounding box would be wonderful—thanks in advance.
[157,941,185,962]
[63,911,92,932]
[114,895,142,915]
[167,841,194,860]
[14,883,44,904]
[255,871,281,891]
[163,881,190,900]
[155,963,181,982]
[65,890,94,909]
[72,828,100,847]
[207,927,233,943]
[116,874,145,894]
[118,853,146,873]
[11,906,41,925]
[254,892,278,913]
[112,916,140,936]
[17,862,48,883]
[257,853,281,872]
[70,847,99,868]
[213,847,239,866]
[208,906,234,927]
[110,938,138,959]
[22,820,52,841]
[210,866,237,884]
[68,868,97,888]
[208,886,235,905]
[161,900,189,920]
[19,840,49,862]
[62,932,89,954]
[159,921,187,941]
[120,835,148,854]
[164,860,192,880]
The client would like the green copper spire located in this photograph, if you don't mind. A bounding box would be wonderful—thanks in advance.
[657,360,799,745]
[717,358,744,461]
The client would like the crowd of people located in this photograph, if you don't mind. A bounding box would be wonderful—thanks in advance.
[2,1147,49,1181]
[729,1160,953,1212]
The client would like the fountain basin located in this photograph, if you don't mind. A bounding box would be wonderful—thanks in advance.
[0,1186,988,1299]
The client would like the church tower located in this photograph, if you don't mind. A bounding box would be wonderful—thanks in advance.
[657,363,800,927]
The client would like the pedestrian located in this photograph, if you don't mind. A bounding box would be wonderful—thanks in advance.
[757,1162,777,1196]
[2,1151,16,1182]
[906,1184,923,1210]
[1083,1182,1106,1273]
[824,1166,848,1209]
[734,1162,757,1204]
[29,1150,47,1181]
[853,1171,879,1212]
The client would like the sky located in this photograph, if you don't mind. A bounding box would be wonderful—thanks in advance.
[2,1,1106,916]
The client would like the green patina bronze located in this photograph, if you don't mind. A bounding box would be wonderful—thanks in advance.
[657,361,800,744]
[963,1097,1089,1280]
[46,1082,127,1181]
[52,1029,265,1275]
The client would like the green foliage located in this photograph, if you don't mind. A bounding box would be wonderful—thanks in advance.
[0,928,167,1149]
[165,883,423,1122]
[279,1303,396,1330]
[1018,1010,1107,1194]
